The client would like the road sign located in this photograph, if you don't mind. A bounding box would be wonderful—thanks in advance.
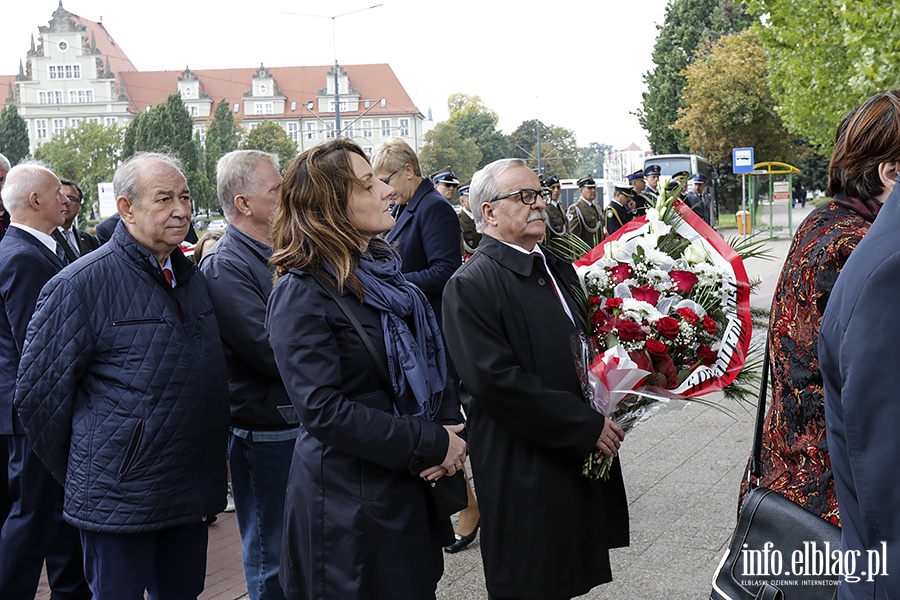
[732,147,755,174]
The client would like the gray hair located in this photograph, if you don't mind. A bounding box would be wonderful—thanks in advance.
[114,152,185,205]
[0,153,10,171]
[469,158,528,232]
[216,150,280,220]
[2,161,56,214]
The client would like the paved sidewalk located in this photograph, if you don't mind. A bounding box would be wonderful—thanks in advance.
[36,202,808,600]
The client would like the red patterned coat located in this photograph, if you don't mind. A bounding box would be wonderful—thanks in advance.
[740,194,881,525]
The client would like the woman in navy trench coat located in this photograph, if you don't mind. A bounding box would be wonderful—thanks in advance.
[266,139,467,599]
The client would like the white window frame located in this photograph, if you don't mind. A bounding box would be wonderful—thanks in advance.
[362,119,373,139]
[69,117,82,128]
[287,122,299,142]
[399,118,409,137]
[52,118,66,136]
[105,116,118,126]
[35,119,48,139]
[380,118,391,137]
[305,122,317,141]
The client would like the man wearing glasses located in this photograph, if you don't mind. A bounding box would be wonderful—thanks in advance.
[432,169,460,203]
[442,158,628,600]
[51,180,100,263]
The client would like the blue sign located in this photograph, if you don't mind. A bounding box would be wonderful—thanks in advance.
[732,147,755,174]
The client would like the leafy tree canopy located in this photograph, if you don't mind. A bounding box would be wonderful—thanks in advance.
[0,104,31,165]
[240,121,298,170]
[34,121,124,215]
[446,93,510,167]
[205,99,241,188]
[419,121,481,186]
[637,0,754,154]
[509,120,580,178]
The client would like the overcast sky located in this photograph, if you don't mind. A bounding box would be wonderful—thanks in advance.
[4,1,672,150]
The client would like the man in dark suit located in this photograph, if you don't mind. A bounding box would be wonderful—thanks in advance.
[0,153,10,243]
[52,179,100,263]
[820,178,900,600]
[442,158,629,600]
[0,163,90,599]
[372,139,461,321]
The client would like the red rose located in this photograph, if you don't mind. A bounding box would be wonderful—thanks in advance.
[589,297,603,306]
[698,344,718,366]
[676,307,700,326]
[605,297,623,309]
[656,316,681,340]
[609,264,634,283]
[670,270,698,294]
[703,315,717,335]
[614,319,645,342]
[631,286,661,306]
[645,339,669,360]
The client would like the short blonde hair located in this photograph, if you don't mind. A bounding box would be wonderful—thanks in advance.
[372,138,421,177]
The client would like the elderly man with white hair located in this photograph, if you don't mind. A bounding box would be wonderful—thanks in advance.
[442,158,630,600]
[0,162,90,598]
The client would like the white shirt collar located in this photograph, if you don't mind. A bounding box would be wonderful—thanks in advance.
[10,223,58,254]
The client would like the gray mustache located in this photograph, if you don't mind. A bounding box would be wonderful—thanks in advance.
[527,210,548,223]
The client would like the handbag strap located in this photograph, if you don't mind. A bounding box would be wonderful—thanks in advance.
[749,338,772,482]
[309,272,394,396]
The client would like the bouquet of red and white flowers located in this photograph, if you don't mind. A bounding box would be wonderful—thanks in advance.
[572,191,759,479]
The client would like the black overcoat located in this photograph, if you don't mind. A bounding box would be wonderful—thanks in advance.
[266,269,457,600]
[442,235,629,600]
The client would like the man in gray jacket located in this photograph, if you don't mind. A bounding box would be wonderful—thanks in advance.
[200,150,295,600]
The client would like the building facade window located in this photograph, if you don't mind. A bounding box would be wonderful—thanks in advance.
[35,119,48,139]
[193,125,206,144]
[68,90,94,103]
[325,122,335,139]
[363,146,373,157]
[105,116,118,126]
[39,91,65,104]
[189,105,198,116]
[399,118,409,137]
[362,119,373,138]
[305,122,317,141]
[381,118,391,137]
[287,122,299,142]
[329,101,348,113]
[248,122,259,131]
[265,103,274,115]
[48,64,81,79]
[69,118,82,128]
[52,118,65,136]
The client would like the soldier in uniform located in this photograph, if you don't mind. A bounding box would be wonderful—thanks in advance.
[684,173,711,224]
[606,185,636,236]
[627,170,653,217]
[566,175,603,248]
[643,164,661,202]
[432,169,460,203]
[457,185,481,258]
[541,174,567,245]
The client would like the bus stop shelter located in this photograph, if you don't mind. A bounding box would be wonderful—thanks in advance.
[742,161,801,238]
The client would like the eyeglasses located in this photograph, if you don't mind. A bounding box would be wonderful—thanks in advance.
[489,188,551,205]
[66,195,82,203]
[380,169,399,185]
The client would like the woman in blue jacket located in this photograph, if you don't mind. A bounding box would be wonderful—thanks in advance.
[266,139,467,599]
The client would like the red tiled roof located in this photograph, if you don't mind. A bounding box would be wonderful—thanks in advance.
[70,14,137,74]
[119,64,421,119]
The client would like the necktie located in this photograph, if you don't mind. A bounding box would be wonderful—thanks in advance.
[65,229,80,257]
[55,243,67,265]
[163,267,174,288]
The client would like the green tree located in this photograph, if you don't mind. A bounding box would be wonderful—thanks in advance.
[578,142,614,178]
[419,121,481,186]
[673,30,801,211]
[204,99,240,190]
[0,104,31,165]
[446,93,510,168]
[509,120,579,178]
[636,0,754,154]
[747,0,899,150]
[241,122,297,170]
[34,121,124,216]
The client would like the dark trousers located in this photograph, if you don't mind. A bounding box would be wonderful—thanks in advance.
[80,522,208,600]
[0,434,89,599]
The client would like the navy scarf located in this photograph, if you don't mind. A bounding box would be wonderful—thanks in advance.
[356,243,445,420]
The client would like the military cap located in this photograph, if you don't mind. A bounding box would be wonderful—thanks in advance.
[666,179,682,192]
[614,184,636,197]
[432,170,460,186]
[577,175,597,188]
[541,174,560,187]
[626,170,645,182]
[644,164,662,176]
[691,173,708,184]
[458,185,470,196]
[672,170,690,181]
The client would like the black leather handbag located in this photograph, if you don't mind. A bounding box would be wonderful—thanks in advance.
[312,274,468,523]
[710,342,841,600]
